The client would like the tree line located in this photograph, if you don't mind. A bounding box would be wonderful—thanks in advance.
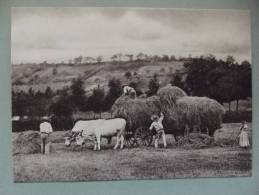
[12,78,119,118]
[38,53,178,66]
[12,55,251,120]
[171,55,252,112]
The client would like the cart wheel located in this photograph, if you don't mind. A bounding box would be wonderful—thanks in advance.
[134,126,153,147]
[124,131,137,147]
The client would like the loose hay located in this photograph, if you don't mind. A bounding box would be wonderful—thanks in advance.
[111,95,161,131]
[112,84,225,140]
[157,85,187,135]
[176,133,214,149]
[12,131,41,155]
[177,96,225,135]
[157,84,187,106]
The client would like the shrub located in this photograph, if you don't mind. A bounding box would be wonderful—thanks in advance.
[223,111,252,123]
[12,119,42,132]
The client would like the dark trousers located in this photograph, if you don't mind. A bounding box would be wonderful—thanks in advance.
[40,133,48,154]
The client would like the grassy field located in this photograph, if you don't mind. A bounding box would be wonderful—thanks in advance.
[13,123,252,182]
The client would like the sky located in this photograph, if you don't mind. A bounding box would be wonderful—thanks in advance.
[11,7,251,64]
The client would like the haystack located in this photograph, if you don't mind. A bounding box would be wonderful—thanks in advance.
[111,84,225,139]
[157,85,187,134]
[157,84,187,106]
[12,131,41,155]
[112,85,188,134]
[176,96,225,135]
[111,95,161,131]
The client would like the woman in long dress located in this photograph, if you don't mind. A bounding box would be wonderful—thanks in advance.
[239,121,250,148]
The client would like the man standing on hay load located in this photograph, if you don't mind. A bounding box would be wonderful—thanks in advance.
[123,85,136,98]
[149,112,167,148]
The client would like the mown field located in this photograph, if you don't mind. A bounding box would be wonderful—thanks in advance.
[13,123,252,182]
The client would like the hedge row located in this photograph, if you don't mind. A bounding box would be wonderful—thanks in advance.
[222,111,252,123]
[12,116,74,132]
[12,111,252,132]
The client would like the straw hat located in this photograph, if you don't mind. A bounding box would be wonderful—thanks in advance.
[151,114,159,121]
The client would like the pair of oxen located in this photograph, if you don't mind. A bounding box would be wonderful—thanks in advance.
[64,118,126,150]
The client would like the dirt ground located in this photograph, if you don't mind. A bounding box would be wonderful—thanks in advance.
[13,123,252,182]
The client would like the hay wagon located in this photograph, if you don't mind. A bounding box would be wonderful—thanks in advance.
[112,85,225,148]
[111,95,162,148]
[123,126,154,147]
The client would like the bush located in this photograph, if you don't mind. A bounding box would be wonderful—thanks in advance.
[12,116,74,132]
[12,119,42,132]
[51,116,74,131]
[223,111,252,123]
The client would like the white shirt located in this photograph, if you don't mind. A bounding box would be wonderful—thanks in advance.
[149,116,164,131]
[40,122,53,134]
[123,86,136,95]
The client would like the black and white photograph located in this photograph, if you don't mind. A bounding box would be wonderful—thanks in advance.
[11,7,252,182]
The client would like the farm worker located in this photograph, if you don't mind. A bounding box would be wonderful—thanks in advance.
[123,85,136,98]
[39,121,53,154]
[238,121,250,148]
[149,112,167,148]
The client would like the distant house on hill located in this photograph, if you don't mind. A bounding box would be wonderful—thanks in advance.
[82,56,96,64]
[12,116,20,121]
[73,56,83,65]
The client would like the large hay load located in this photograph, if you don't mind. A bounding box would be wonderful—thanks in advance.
[176,96,225,136]
[12,131,41,155]
[111,95,161,131]
[157,84,187,105]
[111,84,225,140]
[157,84,187,135]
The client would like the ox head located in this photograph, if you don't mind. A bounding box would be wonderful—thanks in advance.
[75,133,96,146]
[64,136,72,147]
[64,131,81,147]
[75,135,85,146]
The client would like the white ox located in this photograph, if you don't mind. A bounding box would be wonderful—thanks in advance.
[65,119,105,146]
[65,118,126,150]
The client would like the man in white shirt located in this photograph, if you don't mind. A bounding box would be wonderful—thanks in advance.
[39,121,53,154]
[149,112,167,148]
[123,85,136,98]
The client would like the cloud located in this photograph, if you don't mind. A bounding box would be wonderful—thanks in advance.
[11,7,251,63]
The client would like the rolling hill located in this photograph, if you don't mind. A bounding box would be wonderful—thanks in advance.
[12,60,184,94]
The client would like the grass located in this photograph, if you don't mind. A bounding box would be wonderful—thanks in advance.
[13,123,252,182]
[214,123,252,146]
